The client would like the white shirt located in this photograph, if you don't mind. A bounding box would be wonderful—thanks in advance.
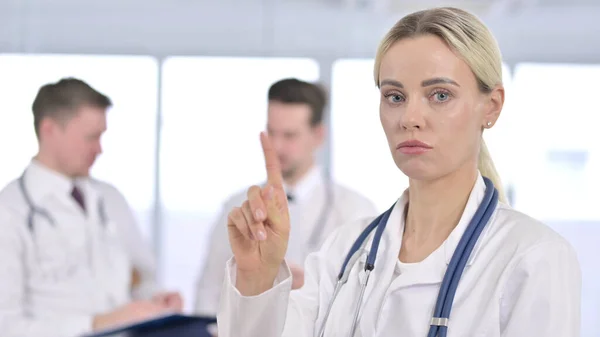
[217,174,582,337]
[194,165,378,316]
[0,160,158,337]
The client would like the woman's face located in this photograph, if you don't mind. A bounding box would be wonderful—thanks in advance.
[378,34,503,181]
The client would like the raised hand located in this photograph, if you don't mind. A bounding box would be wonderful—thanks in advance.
[227,132,291,296]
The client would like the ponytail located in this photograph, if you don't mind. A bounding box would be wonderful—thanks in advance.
[478,139,507,204]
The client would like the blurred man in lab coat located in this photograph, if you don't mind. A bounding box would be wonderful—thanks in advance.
[0,78,182,337]
[194,78,378,317]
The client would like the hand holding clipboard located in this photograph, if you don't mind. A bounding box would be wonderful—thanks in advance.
[83,313,217,337]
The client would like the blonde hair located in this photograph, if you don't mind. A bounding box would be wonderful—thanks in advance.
[373,7,506,203]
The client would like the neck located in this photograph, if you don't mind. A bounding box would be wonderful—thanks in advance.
[34,149,70,179]
[404,164,478,246]
[283,159,315,187]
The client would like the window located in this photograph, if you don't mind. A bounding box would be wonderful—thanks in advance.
[330,59,511,212]
[0,54,159,240]
[330,59,402,213]
[160,56,319,310]
[510,63,600,221]
[506,63,600,337]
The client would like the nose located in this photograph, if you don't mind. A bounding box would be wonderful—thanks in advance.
[400,99,425,131]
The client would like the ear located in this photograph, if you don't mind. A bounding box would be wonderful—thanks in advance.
[482,85,504,129]
[312,123,326,146]
[38,118,56,140]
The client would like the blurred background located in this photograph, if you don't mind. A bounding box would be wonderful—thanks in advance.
[1,0,599,334]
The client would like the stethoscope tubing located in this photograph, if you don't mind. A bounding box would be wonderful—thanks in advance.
[319,177,497,337]
[428,178,498,337]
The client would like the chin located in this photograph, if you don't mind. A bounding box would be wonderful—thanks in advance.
[76,167,91,178]
[395,161,439,182]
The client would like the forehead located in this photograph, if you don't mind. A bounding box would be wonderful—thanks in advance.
[379,34,476,87]
[267,101,312,129]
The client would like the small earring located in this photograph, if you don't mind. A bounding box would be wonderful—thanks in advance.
[486,121,492,127]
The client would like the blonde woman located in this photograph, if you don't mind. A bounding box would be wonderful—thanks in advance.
[217,7,581,337]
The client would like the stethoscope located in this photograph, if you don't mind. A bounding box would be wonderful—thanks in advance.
[18,169,112,283]
[18,171,109,232]
[317,176,499,337]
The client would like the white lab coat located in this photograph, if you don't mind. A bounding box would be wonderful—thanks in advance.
[217,173,582,337]
[93,182,158,300]
[0,160,158,337]
[194,165,378,316]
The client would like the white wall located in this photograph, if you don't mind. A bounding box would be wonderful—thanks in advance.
[1,0,599,63]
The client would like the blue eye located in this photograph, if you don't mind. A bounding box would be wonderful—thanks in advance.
[386,94,404,104]
[432,90,451,103]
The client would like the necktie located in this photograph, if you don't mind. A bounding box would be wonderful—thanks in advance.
[71,186,86,213]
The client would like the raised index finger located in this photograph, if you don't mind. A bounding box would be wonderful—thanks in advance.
[260,131,283,187]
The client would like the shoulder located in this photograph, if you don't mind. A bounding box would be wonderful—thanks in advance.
[488,203,579,270]
[492,203,573,249]
[0,178,27,214]
[0,178,21,201]
[90,178,130,204]
[91,178,123,196]
[490,204,581,315]
[0,179,29,236]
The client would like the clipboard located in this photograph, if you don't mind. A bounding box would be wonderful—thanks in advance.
[82,314,217,337]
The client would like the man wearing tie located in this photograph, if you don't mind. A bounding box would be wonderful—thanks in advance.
[0,78,182,337]
[193,78,378,317]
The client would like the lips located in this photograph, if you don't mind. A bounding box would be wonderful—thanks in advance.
[396,140,432,154]
[397,140,432,149]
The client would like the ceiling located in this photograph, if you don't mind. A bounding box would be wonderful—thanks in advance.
[307,0,600,16]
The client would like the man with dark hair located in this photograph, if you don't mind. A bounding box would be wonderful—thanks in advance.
[193,78,377,318]
[0,78,183,337]
[30,78,112,177]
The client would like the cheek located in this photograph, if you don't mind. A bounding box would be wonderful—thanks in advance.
[379,105,395,134]
[436,103,481,155]
[299,138,315,156]
[379,105,401,150]
[292,135,313,153]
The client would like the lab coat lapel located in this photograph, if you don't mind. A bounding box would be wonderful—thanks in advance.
[443,174,489,266]
[79,180,102,222]
[351,174,491,336]
[387,174,490,291]
[358,199,405,336]
[25,165,82,220]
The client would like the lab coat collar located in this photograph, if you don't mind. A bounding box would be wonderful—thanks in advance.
[25,159,98,211]
[442,173,489,266]
[26,159,76,201]
[360,173,490,334]
[282,164,322,204]
[377,199,447,289]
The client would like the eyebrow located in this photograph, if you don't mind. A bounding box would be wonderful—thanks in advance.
[379,77,460,88]
[422,77,460,87]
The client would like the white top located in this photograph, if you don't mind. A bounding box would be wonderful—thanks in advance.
[217,174,582,337]
[194,165,378,316]
[0,160,158,337]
